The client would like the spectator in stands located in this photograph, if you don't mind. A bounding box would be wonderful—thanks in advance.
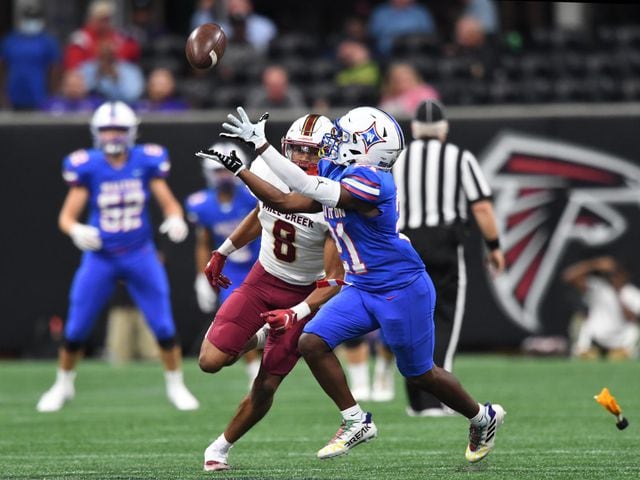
[0,4,60,110]
[228,0,277,53]
[42,69,101,114]
[64,0,140,70]
[379,63,439,117]
[136,68,188,113]
[80,41,144,104]
[368,0,436,57]
[335,39,380,88]
[190,0,230,33]
[191,0,276,53]
[246,65,305,109]
[127,0,167,52]
[454,0,499,48]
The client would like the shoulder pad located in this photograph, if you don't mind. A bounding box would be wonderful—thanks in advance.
[68,149,90,167]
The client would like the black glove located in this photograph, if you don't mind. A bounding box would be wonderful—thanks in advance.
[195,149,246,176]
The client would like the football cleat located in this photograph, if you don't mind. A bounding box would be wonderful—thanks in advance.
[204,443,231,472]
[36,382,75,412]
[465,403,506,463]
[166,383,200,411]
[317,412,377,459]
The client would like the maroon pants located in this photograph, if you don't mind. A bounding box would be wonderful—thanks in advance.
[206,261,316,376]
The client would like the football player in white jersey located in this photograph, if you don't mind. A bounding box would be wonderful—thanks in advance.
[196,114,344,472]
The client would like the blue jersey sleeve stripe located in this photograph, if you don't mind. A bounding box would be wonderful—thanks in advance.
[342,177,381,197]
[346,174,380,188]
[342,182,379,201]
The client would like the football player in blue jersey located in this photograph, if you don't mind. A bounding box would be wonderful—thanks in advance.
[37,101,199,412]
[185,142,261,386]
[198,106,506,464]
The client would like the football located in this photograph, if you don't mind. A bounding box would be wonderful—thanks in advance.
[185,23,227,70]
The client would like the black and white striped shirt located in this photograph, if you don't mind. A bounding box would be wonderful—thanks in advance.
[393,139,492,230]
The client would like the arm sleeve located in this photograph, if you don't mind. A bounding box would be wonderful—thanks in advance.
[260,145,341,207]
[62,150,91,186]
[460,150,492,203]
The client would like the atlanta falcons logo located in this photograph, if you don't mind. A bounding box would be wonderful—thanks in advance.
[481,131,640,332]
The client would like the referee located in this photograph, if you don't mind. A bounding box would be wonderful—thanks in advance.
[393,99,505,416]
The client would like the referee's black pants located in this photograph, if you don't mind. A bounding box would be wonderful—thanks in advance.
[402,225,467,412]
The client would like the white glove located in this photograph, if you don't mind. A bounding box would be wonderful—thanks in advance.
[194,273,218,313]
[159,215,188,243]
[221,107,269,148]
[69,223,102,251]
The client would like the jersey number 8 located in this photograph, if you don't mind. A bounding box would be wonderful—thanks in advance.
[272,219,296,263]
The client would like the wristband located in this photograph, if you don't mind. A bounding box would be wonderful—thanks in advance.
[218,238,237,256]
[291,302,311,320]
[484,237,501,251]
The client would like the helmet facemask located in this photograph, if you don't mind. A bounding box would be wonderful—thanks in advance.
[282,139,321,176]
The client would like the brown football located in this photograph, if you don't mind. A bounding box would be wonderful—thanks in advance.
[185,23,227,70]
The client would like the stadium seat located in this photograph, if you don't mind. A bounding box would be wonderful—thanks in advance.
[210,85,248,108]
[391,34,440,58]
[178,77,215,109]
[268,33,320,60]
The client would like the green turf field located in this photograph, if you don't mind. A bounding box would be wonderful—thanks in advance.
[1,355,638,479]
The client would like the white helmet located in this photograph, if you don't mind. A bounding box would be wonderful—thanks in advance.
[281,113,333,175]
[90,101,138,155]
[321,107,405,170]
[202,141,248,188]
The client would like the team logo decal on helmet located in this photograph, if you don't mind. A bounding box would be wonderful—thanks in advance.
[481,131,640,333]
[356,122,386,153]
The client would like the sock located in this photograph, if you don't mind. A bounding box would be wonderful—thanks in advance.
[347,361,369,391]
[341,404,365,421]
[255,325,269,349]
[469,403,488,426]
[211,433,233,454]
[373,357,392,386]
[164,369,184,387]
[246,359,260,384]
[56,368,76,387]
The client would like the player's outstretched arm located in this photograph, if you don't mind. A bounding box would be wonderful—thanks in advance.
[261,235,344,332]
[195,149,322,214]
[150,178,188,243]
[216,107,378,216]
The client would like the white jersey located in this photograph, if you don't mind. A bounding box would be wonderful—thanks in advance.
[250,157,329,285]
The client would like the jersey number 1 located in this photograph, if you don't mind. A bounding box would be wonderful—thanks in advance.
[328,222,366,274]
[272,219,296,263]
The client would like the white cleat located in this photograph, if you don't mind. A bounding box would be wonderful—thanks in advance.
[36,383,75,412]
[317,412,377,459]
[167,383,199,411]
[203,444,230,471]
[465,403,506,463]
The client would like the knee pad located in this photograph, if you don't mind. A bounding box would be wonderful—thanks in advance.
[63,338,84,352]
[157,336,178,350]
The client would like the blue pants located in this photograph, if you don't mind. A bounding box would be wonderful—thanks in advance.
[65,245,176,343]
[304,272,436,377]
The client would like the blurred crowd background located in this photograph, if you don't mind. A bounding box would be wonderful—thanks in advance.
[3,0,640,117]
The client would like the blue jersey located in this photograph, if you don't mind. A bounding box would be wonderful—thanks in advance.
[318,159,425,292]
[62,144,170,255]
[184,186,260,266]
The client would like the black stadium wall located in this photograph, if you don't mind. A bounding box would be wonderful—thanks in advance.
[2,107,640,356]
